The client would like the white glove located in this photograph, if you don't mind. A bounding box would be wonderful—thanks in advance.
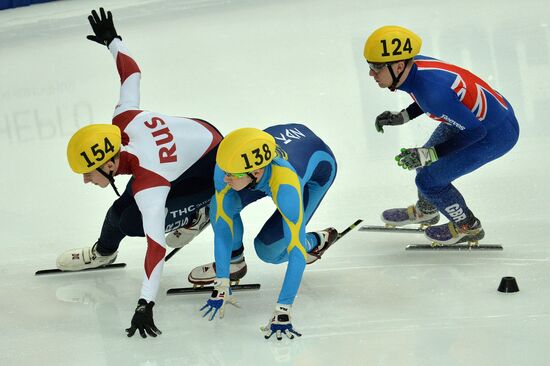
[200,278,239,321]
[395,147,438,170]
[260,304,302,340]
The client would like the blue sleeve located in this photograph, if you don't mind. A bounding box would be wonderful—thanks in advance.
[273,183,307,305]
[427,89,487,157]
[211,166,242,279]
[278,247,306,304]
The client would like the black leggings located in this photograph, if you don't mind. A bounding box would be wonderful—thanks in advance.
[96,146,217,255]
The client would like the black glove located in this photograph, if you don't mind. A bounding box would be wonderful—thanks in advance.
[375,110,409,133]
[125,299,162,338]
[86,7,121,46]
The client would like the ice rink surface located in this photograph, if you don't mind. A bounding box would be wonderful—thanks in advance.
[1,0,550,365]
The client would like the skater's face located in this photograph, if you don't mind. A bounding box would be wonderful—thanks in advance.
[223,169,264,191]
[368,61,408,88]
[83,159,118,188]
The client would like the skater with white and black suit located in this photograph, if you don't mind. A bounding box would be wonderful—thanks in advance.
[195,125,338,340]
[363,26,519,245]
[57,8,222,338]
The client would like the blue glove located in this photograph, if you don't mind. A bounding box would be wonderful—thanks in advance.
[260,304,302,340]
[395,147,438,170]
[200,278,239,321]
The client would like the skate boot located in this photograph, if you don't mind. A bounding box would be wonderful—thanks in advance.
[188,257,247,286]
[381,204,440,227]
[166,206,210,248]
[425,218,485,245]
[306,227,339,265]
[56,242,117,271]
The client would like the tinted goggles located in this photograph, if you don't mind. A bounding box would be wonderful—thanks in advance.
[367,62,388,73]
[225,172,248,178]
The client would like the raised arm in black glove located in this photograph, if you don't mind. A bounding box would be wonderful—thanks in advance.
[125,299,162,338]
[87,7,121,46]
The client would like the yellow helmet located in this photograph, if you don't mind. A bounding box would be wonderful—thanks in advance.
[216,127,276,173]
[67,124,121,173]
[364,25,422,63]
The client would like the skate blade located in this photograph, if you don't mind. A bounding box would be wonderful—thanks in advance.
[35,263,127,276]
[166,283,261,295]
[335,219,364,241]
[405,243,503,251]
[360,225,425,233]
[186,278,243,287]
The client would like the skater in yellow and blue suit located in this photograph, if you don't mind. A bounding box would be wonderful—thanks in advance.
[199,124,337,340]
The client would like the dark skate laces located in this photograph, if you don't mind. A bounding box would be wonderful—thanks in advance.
[309,228,338,260]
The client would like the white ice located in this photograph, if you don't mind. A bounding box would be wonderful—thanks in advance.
[1,0,550,365]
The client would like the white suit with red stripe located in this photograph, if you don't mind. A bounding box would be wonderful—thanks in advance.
[107,38,221,302]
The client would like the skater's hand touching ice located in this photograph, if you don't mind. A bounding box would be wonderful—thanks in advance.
[261,304,302,340]
[126,299,162,338]
[200,278,239,320]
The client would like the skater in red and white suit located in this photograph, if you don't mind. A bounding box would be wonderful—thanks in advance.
[58,8,222,338]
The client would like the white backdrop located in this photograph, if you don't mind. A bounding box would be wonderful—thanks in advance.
[1,1,549,365]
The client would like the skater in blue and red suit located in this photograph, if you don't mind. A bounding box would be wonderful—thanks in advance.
[192,124,338,340]
[363,25,519,245]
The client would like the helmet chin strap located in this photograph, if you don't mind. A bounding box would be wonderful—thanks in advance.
[96,159,120,197]
[244,172,257,190]
[386,59,410,91]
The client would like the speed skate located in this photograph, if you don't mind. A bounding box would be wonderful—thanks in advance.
[167,282,261,295]
[405,242,503,251]
[167,219,364,295]
[166,254,261,295]
[35,263,126,276]
[361,223,503,251]
[359,225,426,234]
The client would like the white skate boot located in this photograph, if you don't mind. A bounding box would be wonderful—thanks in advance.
[166,206,210,249]
[306,227,339,265]
[56,242,117,271]
[188,257,247,286]
[381,204,440,227]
